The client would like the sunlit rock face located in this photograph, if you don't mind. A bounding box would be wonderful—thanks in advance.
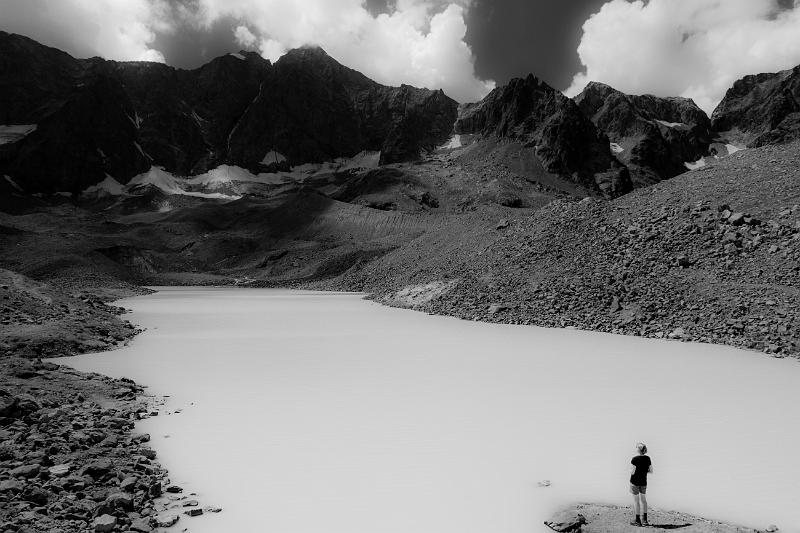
[0,33,458,194]
[574,82,712,188]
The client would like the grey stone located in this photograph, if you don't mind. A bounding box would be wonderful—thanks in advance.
[93,514,117,533]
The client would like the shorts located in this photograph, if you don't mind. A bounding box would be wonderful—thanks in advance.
[630,484,647,495]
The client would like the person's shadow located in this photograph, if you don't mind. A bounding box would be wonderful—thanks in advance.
[645,523,692,529]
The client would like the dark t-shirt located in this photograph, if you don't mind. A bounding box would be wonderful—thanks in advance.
[630,455,651,486]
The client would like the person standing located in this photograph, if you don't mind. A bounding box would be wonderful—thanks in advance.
[630,442,653,526]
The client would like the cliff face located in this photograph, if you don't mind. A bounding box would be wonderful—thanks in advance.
[455,75,631,198]
[0,33,458,193]
[575,82,712,187]
[226,47,458,169]
[711,65,800,147]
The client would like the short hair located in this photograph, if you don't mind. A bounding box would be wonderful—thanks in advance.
[636,442,648,454]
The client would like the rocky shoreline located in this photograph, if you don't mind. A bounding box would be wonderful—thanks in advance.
[545,503,769,533]
[0,353,220,533]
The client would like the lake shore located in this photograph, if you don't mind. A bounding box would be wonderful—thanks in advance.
[1,286,796,533]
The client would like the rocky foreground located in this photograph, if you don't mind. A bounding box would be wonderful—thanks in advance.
[0,357,219,533]
[545,504,766,533]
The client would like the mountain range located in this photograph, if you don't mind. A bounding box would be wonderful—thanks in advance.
[3,30,797,201]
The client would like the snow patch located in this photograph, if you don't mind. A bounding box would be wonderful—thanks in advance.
[0,124,37,145]
[4,175,23,192]
[654,119,687,129]
[389,281,458,307]
[54,191,71,198]
[83,175,126,196]
[134,142,150,160]
[725,144,744,155]
[129,167,241,200]
[230,52,245,60]
[684,158,707,170]
[261,150,287,165]
[610,142,624,154]
[440,134,463,150]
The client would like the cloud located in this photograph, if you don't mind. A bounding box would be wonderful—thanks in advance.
[0,0,169,62]
[197,0,494,102]
[565,0,800,114]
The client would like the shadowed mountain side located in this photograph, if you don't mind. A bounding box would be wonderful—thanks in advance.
[575,82,712,187]
[454,74,631,198]
[712,64,800,147]
[0,32,458,193]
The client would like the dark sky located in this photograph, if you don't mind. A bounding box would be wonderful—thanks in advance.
[152,0,608,91]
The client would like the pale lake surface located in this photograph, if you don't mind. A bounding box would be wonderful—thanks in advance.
[59,287,800,533]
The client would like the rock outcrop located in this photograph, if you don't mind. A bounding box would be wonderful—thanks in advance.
[454,75,631,198]
[0,32,458,194]
[226,46,458,169]
[711,64,800,147]
[575,82,712,187]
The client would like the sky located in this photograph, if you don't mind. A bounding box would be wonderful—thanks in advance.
[1,0,800,112]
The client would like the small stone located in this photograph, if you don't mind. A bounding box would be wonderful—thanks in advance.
[668,328,686,339]
[728,212,745,225]
[544,511,587,533]
[165,485,183,493]
[609,296,622,312]
[154,513,180,527]
[496,219,509,230]
[0,479,24,493]
[130,517,153,532]
[105,491,134,511]
[120,476,138,492]
[765,525,779,533]
[537,480,551,487]
[182,500,199,507]
[93,514,117,533]
[184,508,203,517]
[10,464,40,478]
[48,463,72,477]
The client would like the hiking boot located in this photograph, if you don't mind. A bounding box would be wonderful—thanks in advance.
[642,519,650,527]
[630,521,642,527]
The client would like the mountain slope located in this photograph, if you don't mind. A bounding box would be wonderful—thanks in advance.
[575,82,712,187]
[322,141,800,358]
[454,75,631,198]
[712,64,800,147]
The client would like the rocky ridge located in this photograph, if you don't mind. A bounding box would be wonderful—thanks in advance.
[455,75,631,198]
[712,65,800,147]
[575,82,712,187]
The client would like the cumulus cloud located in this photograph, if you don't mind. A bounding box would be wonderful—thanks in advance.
[0,0,169,62]
[565,0,800,114]
[196,0,494,102]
